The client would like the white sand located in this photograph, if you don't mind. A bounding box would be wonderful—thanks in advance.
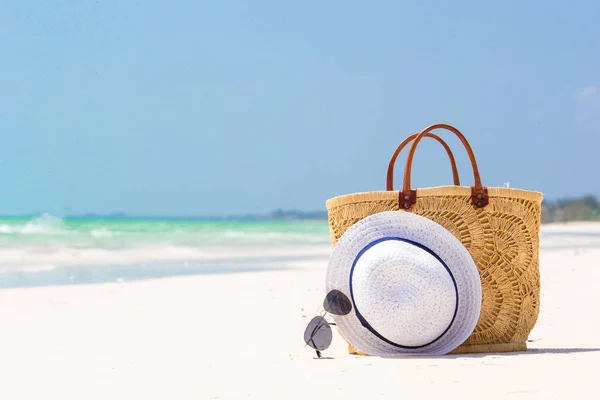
[1,228,600,399]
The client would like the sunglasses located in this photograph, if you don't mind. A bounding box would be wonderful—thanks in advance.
[303,289,353,358]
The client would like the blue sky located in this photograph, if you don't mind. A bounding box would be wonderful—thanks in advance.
[0,1,598,216]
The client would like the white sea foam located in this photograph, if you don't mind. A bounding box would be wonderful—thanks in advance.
[541,222,600,234]
[219,230,327,243]
[90,228,113,238]
[0,213,67,235]
[0,245,331,270]
[21,264,57,273]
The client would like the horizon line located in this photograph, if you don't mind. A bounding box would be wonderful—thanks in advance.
[0,209,329,220]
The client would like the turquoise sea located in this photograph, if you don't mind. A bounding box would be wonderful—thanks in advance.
[3,214,600,290]
[0,214,332,289]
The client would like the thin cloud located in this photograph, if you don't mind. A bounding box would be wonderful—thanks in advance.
[575,85,600,133]
[531,109,544,124]
[577,85,598,104]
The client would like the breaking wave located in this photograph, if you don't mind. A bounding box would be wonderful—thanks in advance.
[0,213,67,235]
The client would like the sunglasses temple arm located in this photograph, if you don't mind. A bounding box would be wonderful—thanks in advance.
[310,311,328,338]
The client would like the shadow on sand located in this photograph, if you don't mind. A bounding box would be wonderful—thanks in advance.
[513,347,600,355]
[379,347,600,360]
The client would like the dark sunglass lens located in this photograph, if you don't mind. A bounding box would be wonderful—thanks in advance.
[303,316,332,351]
[324,289,352,315]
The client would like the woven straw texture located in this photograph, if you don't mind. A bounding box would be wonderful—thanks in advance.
[326,186,543,354]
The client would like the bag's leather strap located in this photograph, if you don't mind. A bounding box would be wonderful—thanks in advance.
[399,123,488,210]
[386,133,461,190]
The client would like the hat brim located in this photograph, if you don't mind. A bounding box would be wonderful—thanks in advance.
[326,210,482,356]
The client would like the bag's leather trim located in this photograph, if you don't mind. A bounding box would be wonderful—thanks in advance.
[401,123,490,208]
[387,133,461,190]
[471,186,489,208]
[398,190,417,209]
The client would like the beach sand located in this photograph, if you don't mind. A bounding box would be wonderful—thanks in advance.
[1,224,599,399]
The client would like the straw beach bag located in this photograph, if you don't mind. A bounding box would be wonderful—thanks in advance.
[326,123,544,354]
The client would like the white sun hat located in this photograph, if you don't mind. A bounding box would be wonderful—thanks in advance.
[326,210,482,356]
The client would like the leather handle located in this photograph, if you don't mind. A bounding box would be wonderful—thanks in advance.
[399,123,488,210]
[386,133,461,191]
